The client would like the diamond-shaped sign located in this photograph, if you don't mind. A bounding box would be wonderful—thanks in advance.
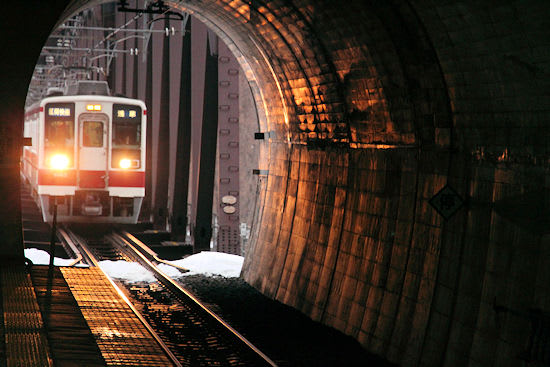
[429,184,464,220]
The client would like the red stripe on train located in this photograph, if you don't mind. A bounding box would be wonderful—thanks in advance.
[37,170,144,187]
[79,170,106,188]
[38,169,77,186]
[109,171,145,187]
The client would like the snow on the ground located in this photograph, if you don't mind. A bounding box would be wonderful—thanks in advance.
[24,248,80,267]
[100,252,243,282]
[99,260,156,282]
[24,247,244,283]
[158,251,244,278]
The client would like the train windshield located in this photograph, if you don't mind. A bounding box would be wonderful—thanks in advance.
[111,104,142,169]
[44,102,75,167]
[45,120,74,148]
[113,122,140,146]
[112,104,141,148]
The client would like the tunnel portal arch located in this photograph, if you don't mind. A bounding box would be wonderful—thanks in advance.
[59,0,451,149]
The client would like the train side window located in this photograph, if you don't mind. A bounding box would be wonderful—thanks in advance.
[82,121,104,147]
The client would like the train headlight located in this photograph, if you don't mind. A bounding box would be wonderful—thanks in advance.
[49,154,70,170]
[119,158,132,169]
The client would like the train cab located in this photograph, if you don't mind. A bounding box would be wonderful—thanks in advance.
[22,81,146,223]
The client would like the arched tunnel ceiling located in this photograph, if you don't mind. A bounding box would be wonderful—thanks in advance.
[59,0,451,149]
[4,1,550,366]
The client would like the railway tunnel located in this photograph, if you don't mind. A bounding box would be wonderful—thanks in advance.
[0,0,549,366]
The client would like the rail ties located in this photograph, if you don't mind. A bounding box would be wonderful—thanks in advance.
[64,226,277,366]
[59,226,181,367]
[111,231,278,367]
[60,266,177,367]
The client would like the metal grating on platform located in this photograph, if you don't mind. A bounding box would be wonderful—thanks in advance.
[60,267,173,366]
[1,264,53,367]
[31,266,106,366]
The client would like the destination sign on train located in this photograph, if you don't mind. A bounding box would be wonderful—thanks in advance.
[116,108,138,118]
[48,107,71,117]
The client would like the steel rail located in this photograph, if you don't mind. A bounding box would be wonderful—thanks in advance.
[115,231,279,367]
[66,230,183,367]
[57,227,83,266]
[117,232,190,272]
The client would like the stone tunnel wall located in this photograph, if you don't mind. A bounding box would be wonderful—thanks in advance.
[247,141,550,366]
[235,1,550,366]
[56,0,550,366]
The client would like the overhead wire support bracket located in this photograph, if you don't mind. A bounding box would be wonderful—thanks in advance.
[118,0,184,21]
[58,25,174,34]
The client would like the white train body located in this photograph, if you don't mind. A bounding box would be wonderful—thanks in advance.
[22,82,146,223]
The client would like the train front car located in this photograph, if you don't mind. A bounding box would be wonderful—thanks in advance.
[23,84,146,224]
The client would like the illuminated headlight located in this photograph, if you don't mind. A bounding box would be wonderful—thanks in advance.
[49,154,70,170]
[119,158,132,169]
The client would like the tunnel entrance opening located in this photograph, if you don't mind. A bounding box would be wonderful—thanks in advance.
[24,1,266,258]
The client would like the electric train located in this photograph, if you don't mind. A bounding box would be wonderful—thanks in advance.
[22,81,146,223]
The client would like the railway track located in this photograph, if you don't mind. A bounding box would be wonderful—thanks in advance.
[62,225,278,367]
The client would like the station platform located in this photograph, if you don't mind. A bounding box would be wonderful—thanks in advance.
[0,262,174,366]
